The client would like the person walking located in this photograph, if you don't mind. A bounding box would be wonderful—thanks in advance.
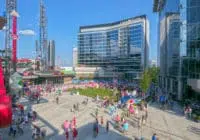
[33,111,37,121]
[18,122,24,135]
[65,129,69,140]
[96,122,99,137]
[72,116,77,127]
[77,103,79,112]
[106,120,109,133]
[152,133,157,140]
[93,122,96,137]
[101,116,104,126]
[12,123,17,137]
[8,125,14,136]
[56,96,59,104]
[95,108,99,117]
[72,128,78,140]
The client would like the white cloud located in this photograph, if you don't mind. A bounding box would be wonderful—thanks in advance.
[19,29,35,36]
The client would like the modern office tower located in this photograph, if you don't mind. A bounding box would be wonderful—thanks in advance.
[153,0,200,100]
[73,47,78,68]
[48,40,55,69]
[78,15,149,80]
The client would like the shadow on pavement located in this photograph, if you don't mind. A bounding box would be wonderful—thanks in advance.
[52,122,132,140]
[187,125,200,136]
[149,102,184,117]
[145,123,185,139]
[0,96,56,140]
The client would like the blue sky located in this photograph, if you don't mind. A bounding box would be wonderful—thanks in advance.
[0,0,158,66]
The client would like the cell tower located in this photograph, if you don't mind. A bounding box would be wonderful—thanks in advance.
[39,0,48,71]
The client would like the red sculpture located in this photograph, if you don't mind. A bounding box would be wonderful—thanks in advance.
[0,58,12,128]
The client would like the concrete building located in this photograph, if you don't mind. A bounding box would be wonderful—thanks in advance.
[48,40,55,69]
[153,0,200,100]
[78,15,149,80]
[73,47,78,68]
[149,59,157,67]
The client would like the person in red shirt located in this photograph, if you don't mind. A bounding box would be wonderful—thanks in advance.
[72,116,77,127]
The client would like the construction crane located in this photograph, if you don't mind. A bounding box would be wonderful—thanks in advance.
[2,0,18,92]
[5,0,17,59]
[5,0,17,73]
[39,0,48,71]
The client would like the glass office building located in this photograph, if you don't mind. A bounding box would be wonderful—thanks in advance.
[78,15,149,80]
[153,0,200,100]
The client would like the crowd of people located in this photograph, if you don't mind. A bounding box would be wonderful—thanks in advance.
[8,103,39,139]
[9,80,161,140]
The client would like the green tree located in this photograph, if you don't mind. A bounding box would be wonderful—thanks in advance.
[140,66,160,93]
[140,70,151,93]
[148,66,159,84]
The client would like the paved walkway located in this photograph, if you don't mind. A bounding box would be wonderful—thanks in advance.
[1,93,200,140]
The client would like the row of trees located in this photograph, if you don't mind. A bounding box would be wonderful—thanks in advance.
[140,66,159,93]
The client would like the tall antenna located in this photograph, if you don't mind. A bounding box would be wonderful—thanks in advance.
[39,0,48,71]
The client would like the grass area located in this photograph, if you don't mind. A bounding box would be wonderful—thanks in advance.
[69,88,118,102]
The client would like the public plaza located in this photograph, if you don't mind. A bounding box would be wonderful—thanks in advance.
[1,0,200,140]
[1,91,199,140]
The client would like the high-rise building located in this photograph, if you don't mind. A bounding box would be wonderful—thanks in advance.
[48,40,55,69]
[73,47,78,68]
[153,0,200,100]
[78,15,149,80]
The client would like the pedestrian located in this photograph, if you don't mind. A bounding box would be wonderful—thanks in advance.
[95,108,99,117]
[0,132,2,140]
[8,125,13,136]
[72,128,78,140]
[101,116,104,126]
[93,122,96,137]
[96,123,99,137]
[28,111,32,120]
[65,129,69,140]
[188,106,192,119]
[33,111,37,121]
[73,104,76,111]
[72,116,77,127]
[18,122,24,135]
[122,121,129,134]
[152,133,157,140]
[106,120,109,133]
[32,126,37,139]
[24,114,28,124]
[41,128,46,138]
[77,103,79,111]
[56,96,59,104]
[20,106,24,116]
[37,95,40,104]
[12,123,17,137]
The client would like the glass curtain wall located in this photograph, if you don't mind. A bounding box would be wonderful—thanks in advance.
[78,20,146,79]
